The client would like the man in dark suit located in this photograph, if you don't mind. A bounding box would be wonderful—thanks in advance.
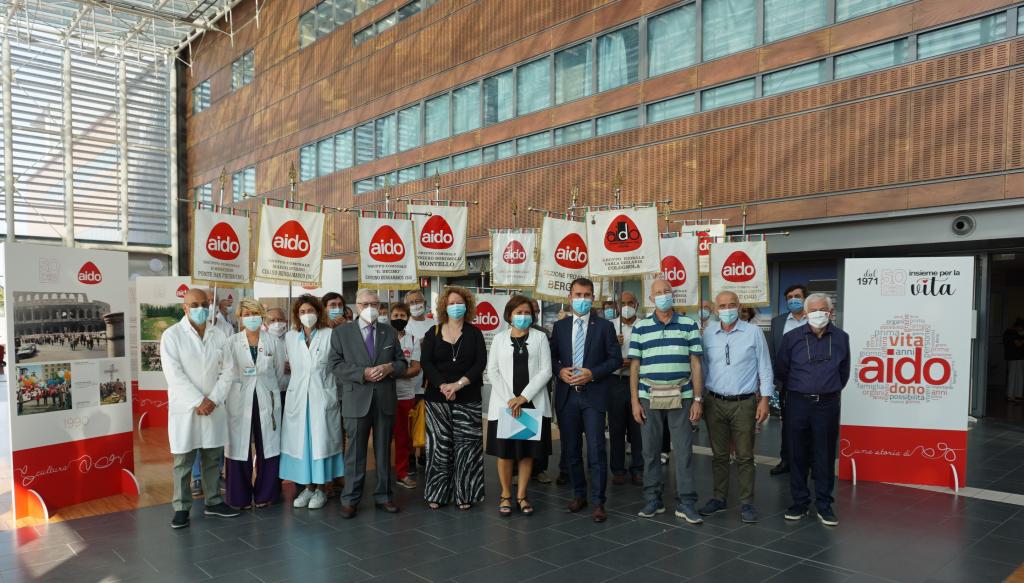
[329,289,408,518]
[550,277,621,522]
[768,284,808,476]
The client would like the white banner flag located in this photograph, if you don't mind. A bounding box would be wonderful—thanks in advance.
[535,216,590,301]
[709,240,769,306]
[643,235,700,309]
[681,222,726,274]
[358,216,418,290]
[192,208,250,286]
[586,207,661,278]
[490,229,537,288]
[408,205,468,275]
[255,205,325,285]
[472,293,511,350]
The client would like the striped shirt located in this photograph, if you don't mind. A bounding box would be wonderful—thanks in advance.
[628,312,703,399]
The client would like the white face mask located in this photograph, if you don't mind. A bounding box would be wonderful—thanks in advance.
[620,305,636,319]
[360,306,379,324]
[299,313,318,329]
[268,322,287,337]
[377,314,389,325]
[808,310,830,329]
[409,303,425,318]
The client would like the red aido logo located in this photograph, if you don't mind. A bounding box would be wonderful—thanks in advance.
[554,233,588,269]
[604,214,643,253]
[696,230,713,256]
[175,284,190,298]
[272,220,311,258]
[78,262,102,285]
[420,215,455,250]
[207,222,241,260]
[721,251,756,283]
[473,302,501,331]
[369,226,406,263]
[503,240,528,265]
[661,256,687,287]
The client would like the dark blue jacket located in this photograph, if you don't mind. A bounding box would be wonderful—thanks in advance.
[549,315,621,413]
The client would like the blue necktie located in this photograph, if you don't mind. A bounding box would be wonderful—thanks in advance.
[573,318,585,369]
[364,325,376,360]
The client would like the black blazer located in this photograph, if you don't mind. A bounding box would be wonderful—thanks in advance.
[549,315,621,413]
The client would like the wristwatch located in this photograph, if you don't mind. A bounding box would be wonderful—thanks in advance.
[693,395,703,403]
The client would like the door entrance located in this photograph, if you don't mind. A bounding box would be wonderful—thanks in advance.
[985,252,1024,420]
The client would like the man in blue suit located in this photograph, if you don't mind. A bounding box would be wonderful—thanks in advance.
[550,277,622,522]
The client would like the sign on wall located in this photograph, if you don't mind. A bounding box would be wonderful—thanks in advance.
[839,257,974,488]
[586,207,661,278]
[255,204,325,286]
[643,234,700,309]
[681,222,726,275]
[358,216,418,290]
[408,205,468,276]
[191,208,250,286]
[535,216,590,301]
[709,240,769,306]
[490,229,538,288]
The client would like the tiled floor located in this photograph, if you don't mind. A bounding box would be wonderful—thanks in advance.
[3,433,1023,583]
[965,418,1024,495]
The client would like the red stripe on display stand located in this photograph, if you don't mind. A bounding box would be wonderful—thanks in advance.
[131,381,168,428]
[838,425,967,488]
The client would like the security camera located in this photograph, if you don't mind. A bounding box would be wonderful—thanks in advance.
[951,215,975,236]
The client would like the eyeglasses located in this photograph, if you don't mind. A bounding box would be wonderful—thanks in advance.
[357,301,380,308]
[805,335,832,364]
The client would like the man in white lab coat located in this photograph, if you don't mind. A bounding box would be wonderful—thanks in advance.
[160,287,241,529]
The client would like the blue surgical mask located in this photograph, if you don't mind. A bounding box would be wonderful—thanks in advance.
[328,307,345,320]
[603,308,616,319]
[189,307,209,326]
[571,298,593,314]
[654,294,673,311]
[700,308,711,320]
[242,316,263,331]
[718,308,739,325]
[446,303,467,320]
[787,298,804,313]
[511,314,532,330]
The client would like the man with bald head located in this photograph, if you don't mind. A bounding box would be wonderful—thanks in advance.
[160,287,239,529]
[608,290,643,485]
[698,290,773,523]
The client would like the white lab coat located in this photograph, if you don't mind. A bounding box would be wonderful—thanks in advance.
[280,328,342,460]
[160,317,234,455]
[486,328,553,421]
[224,331,288,461]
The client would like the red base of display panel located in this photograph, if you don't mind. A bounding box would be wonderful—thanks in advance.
[132,382,168,428]
[838,425,967,488]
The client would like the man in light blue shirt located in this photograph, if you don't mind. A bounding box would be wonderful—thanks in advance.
[698,290,773,523]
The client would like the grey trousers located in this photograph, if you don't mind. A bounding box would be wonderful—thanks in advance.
[640,399,697,504]
[341,394,395,507]
[172,447,224,511]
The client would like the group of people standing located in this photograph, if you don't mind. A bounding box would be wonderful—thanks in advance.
[160,276,850,530]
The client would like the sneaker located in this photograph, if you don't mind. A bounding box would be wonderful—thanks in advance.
[784,504,809,521]
[293,488,315,508]
[740,504,759,523]
[534,472,552,484]
[675,503,703,524]
[638,500,666,518]
[698,498,727,516]
[190,479,202,498]
[170,510,190,529]
[817,506,839,526]
[660,452,670,465]
[307,489,328,510]
[396,476,417,490]
[203,503,241,518]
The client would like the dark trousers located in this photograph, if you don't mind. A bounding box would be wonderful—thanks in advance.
[778,386,789,463]
[225,397,281,507]
[341,394,395,506]
[608,375,643,476]
[559,390,608,504]
[785,391,841,510]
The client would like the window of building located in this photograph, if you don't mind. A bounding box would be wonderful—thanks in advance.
[336,130,353,170]
[516,131,551,154]
[376,12,397,34]
[647,94,697,123]
[299,145,317,181]
[763,60,828,95]
[483,141,515,162]
[354,179,375,195]
[425,94,450,143]
[232,167,256,201]
[398,105,421,151]
[648,5,697,77]
[316,2,334,37]
[555,41,592,104]
[452,149,482,170]
[702,0,757,61]
[424,157,451,176]
[483,70,514,125]
[700,78,756,110]
[299,10,317,49]
[834,39,909,78]
[195,183,213,203]
[375,171,397,190]
[596,108,640,135]
[1020,8,1024,34]
[398,165,423,183]
[917,13,1006,60]
[452,84,481,134]
[554,121,593,145]
[231,50,254,91]
[335,0,357,24]
[317,137,335,176]
[354,25,375,45]
[398,1,422,21]
[836,0,910,22]
[376,113,397,158]
[516,58,551,115]
[764,0,828,43]
[192,80,210,114]
[355,123,375,165]
[597,24,640,92]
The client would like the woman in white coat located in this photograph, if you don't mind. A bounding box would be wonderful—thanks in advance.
[279,294,344,510]
[223,299,288,509]
[485,295,552,517]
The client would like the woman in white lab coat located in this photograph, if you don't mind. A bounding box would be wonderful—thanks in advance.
[223,299,288,508]
[279,294,344,510]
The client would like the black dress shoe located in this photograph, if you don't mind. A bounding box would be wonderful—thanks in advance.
[339,505,357,519]
[375,501,400,513]
[556,472,570,485]
[770,462,790,476]
[567,497,588,513]
[592,504,607,523]
[170,510,190,529]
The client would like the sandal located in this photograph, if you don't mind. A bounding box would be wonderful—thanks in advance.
[498,496,513,517]
[427,501,445,510]
[517,497,534,516]
[457,503,473,511]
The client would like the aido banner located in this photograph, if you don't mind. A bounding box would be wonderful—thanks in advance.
[490,229,538,288]
[472,294,510,350]
[643,234,700,309]
[255,204,325,285]
[358,216,418,290]
[839,257,974,488]
[535,216,589,301]
[709,240,769,306]
[586,207,661,278]
[681,222,725,274]
[191,208,250,286]
[408,205,468,276]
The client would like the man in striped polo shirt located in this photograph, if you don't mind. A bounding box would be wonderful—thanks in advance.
[629,277,705,524]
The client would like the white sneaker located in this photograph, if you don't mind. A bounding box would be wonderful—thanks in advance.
[293,488,315,508]
[307,489,328,509]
